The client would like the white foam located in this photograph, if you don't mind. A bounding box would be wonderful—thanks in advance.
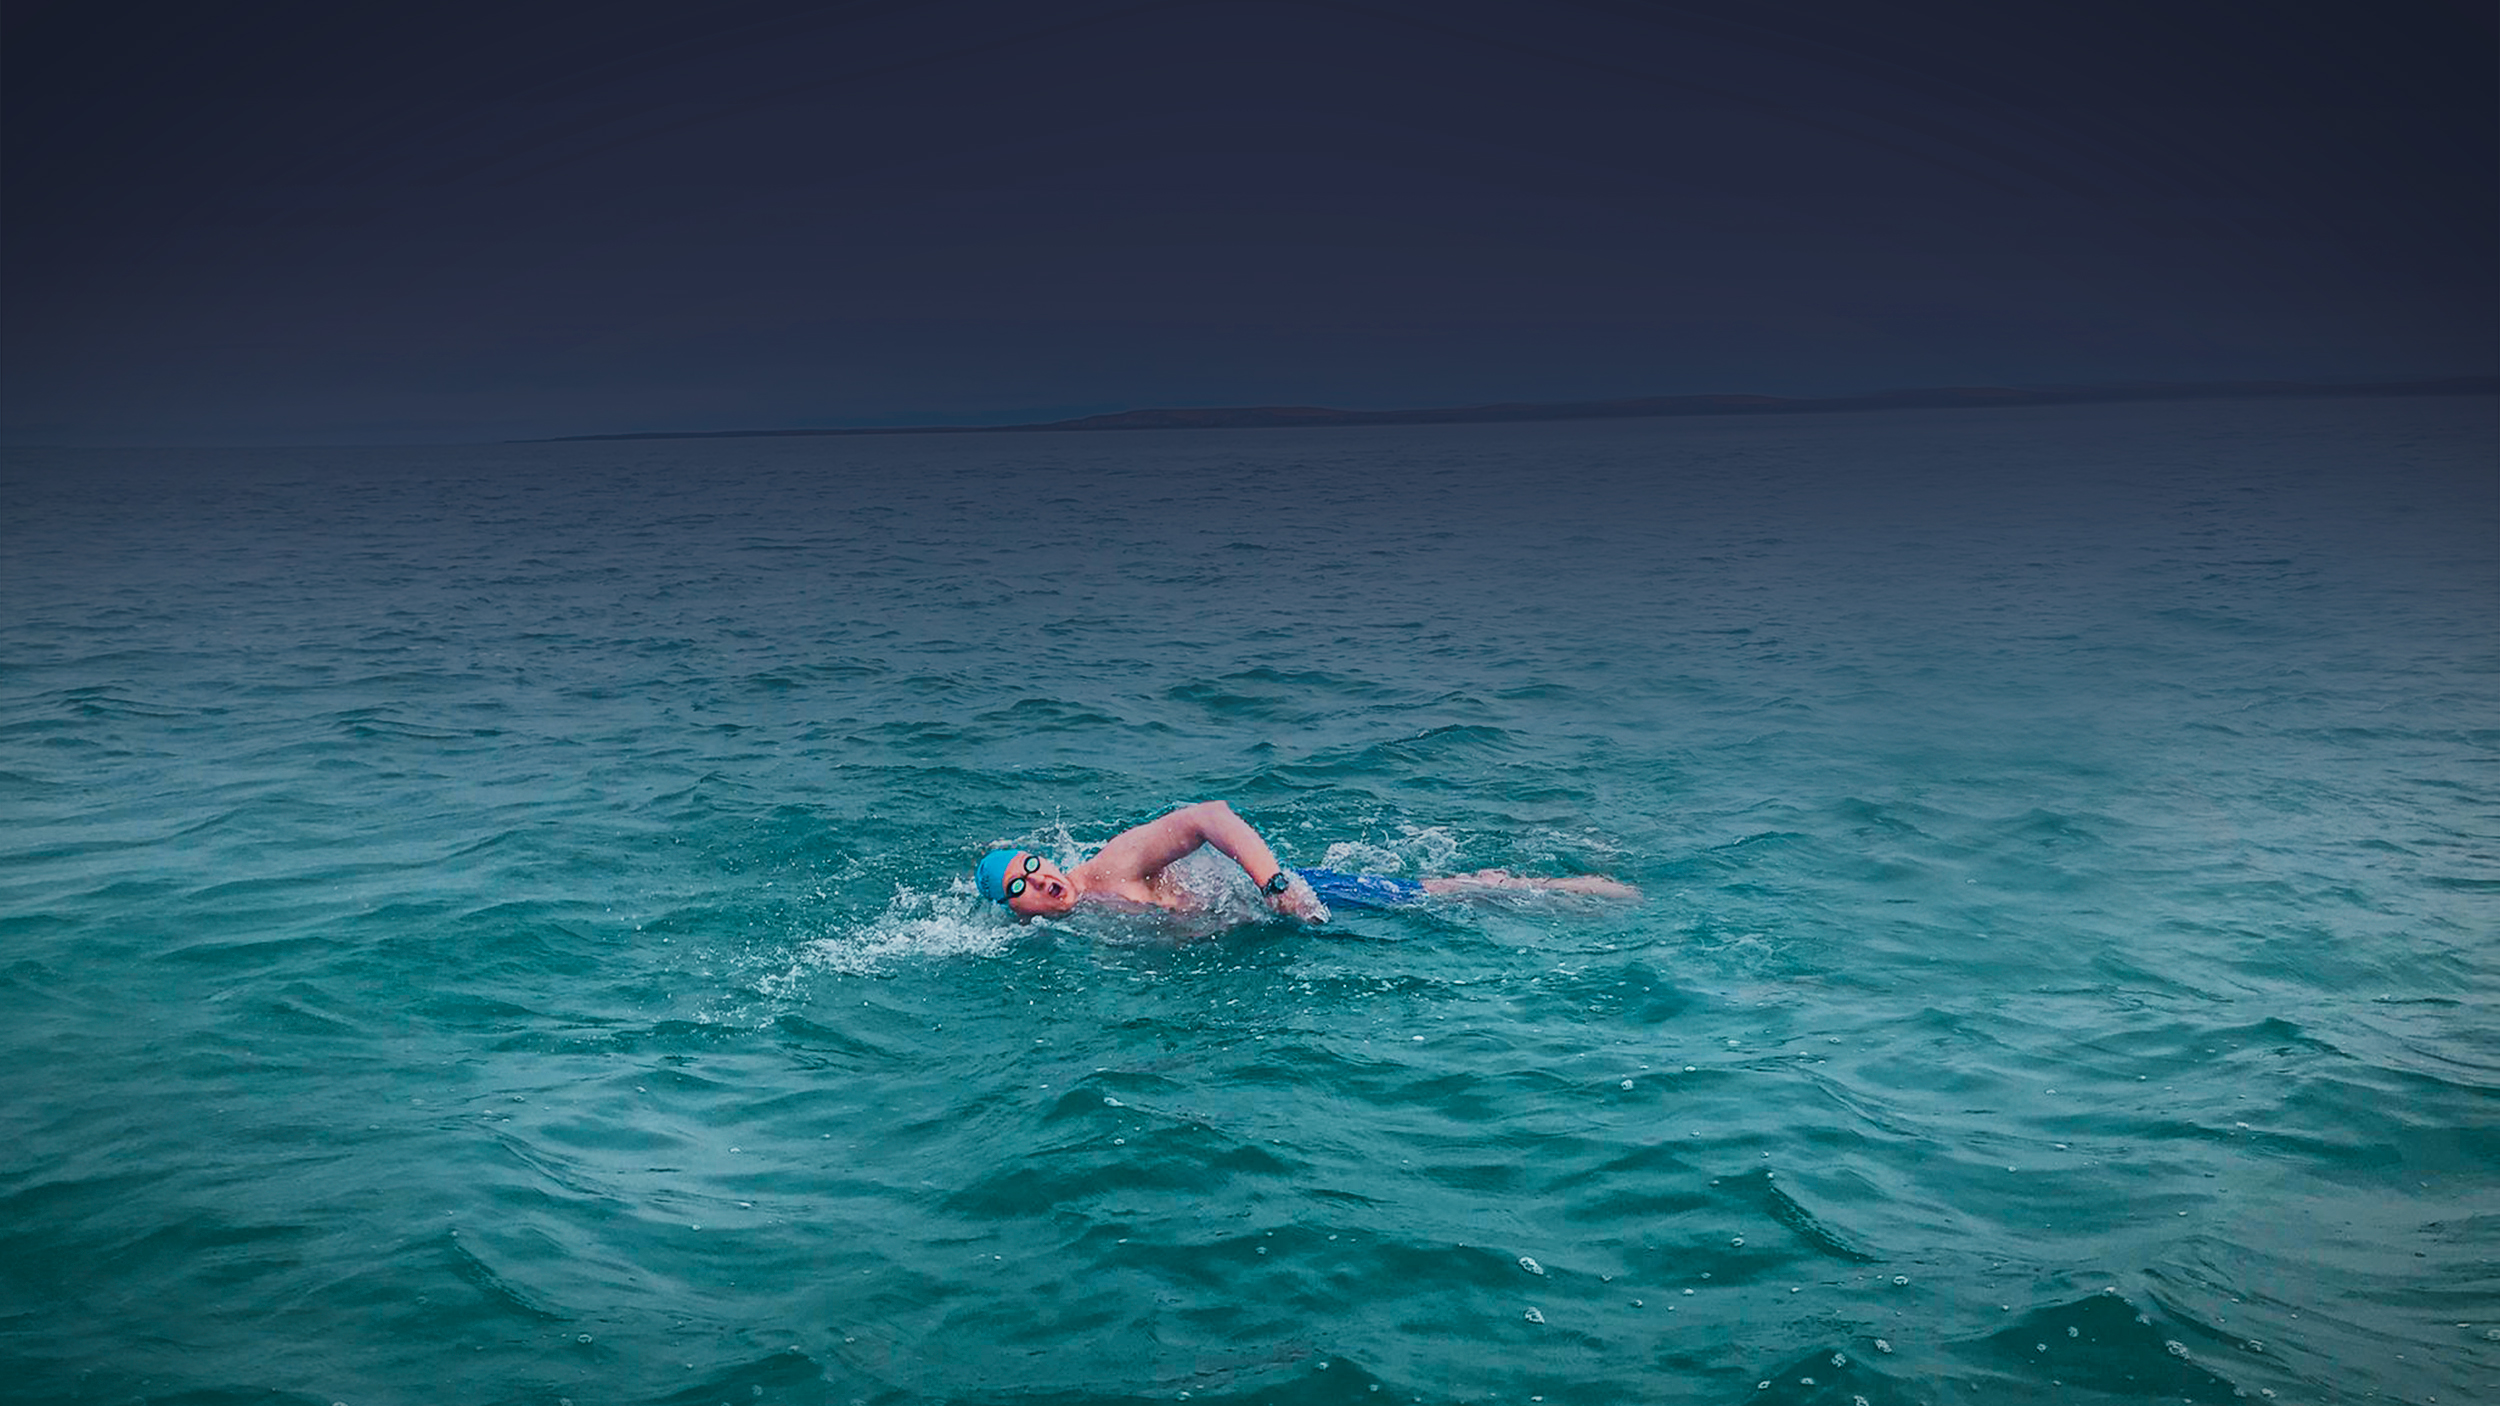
[1317,822,1465,878]
[786,883,1020,976]
[1319,839,1406,873]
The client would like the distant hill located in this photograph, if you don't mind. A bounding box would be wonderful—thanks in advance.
[540,376,2500,442]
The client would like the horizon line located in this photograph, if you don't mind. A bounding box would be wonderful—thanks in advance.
[533,375,2500,443]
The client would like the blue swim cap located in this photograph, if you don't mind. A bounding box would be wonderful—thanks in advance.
[975,848,1023,903]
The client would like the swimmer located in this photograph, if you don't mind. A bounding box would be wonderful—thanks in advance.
[974,800,1637,923]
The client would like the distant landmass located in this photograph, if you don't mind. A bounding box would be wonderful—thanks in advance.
[540,375,2500,442]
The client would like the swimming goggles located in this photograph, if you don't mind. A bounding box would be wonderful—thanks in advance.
[1004,852,1042,898]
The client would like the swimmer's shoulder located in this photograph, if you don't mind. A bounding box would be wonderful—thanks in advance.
[1070,859,1191,911]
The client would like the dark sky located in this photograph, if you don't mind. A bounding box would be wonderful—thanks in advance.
[4,0,2493,444]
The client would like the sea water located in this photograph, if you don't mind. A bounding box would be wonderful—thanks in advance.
[1,396,2493,1406]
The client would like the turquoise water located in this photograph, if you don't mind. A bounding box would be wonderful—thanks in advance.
[2,397,2494,1406]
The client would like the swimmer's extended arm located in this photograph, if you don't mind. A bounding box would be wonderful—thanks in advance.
[1087,801,1327,921]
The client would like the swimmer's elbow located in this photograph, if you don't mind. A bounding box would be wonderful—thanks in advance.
[1180,799,1236,826]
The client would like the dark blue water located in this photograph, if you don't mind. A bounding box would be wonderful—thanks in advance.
[3,397,2495,1406]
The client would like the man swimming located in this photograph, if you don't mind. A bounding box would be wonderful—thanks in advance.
[974,800,1636,923]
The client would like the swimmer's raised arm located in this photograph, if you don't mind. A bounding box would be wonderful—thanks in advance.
[1083,801,1327,921]
[1085,800,1279,885]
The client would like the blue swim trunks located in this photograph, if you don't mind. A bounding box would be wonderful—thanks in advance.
[1295,868,1426,909]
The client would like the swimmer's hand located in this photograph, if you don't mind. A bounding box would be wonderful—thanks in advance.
[1271,875,1330,925]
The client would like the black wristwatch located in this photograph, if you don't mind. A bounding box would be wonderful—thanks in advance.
[1259,869,1293,897]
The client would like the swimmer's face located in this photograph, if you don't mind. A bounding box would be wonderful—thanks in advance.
[1003,852,1077,918]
